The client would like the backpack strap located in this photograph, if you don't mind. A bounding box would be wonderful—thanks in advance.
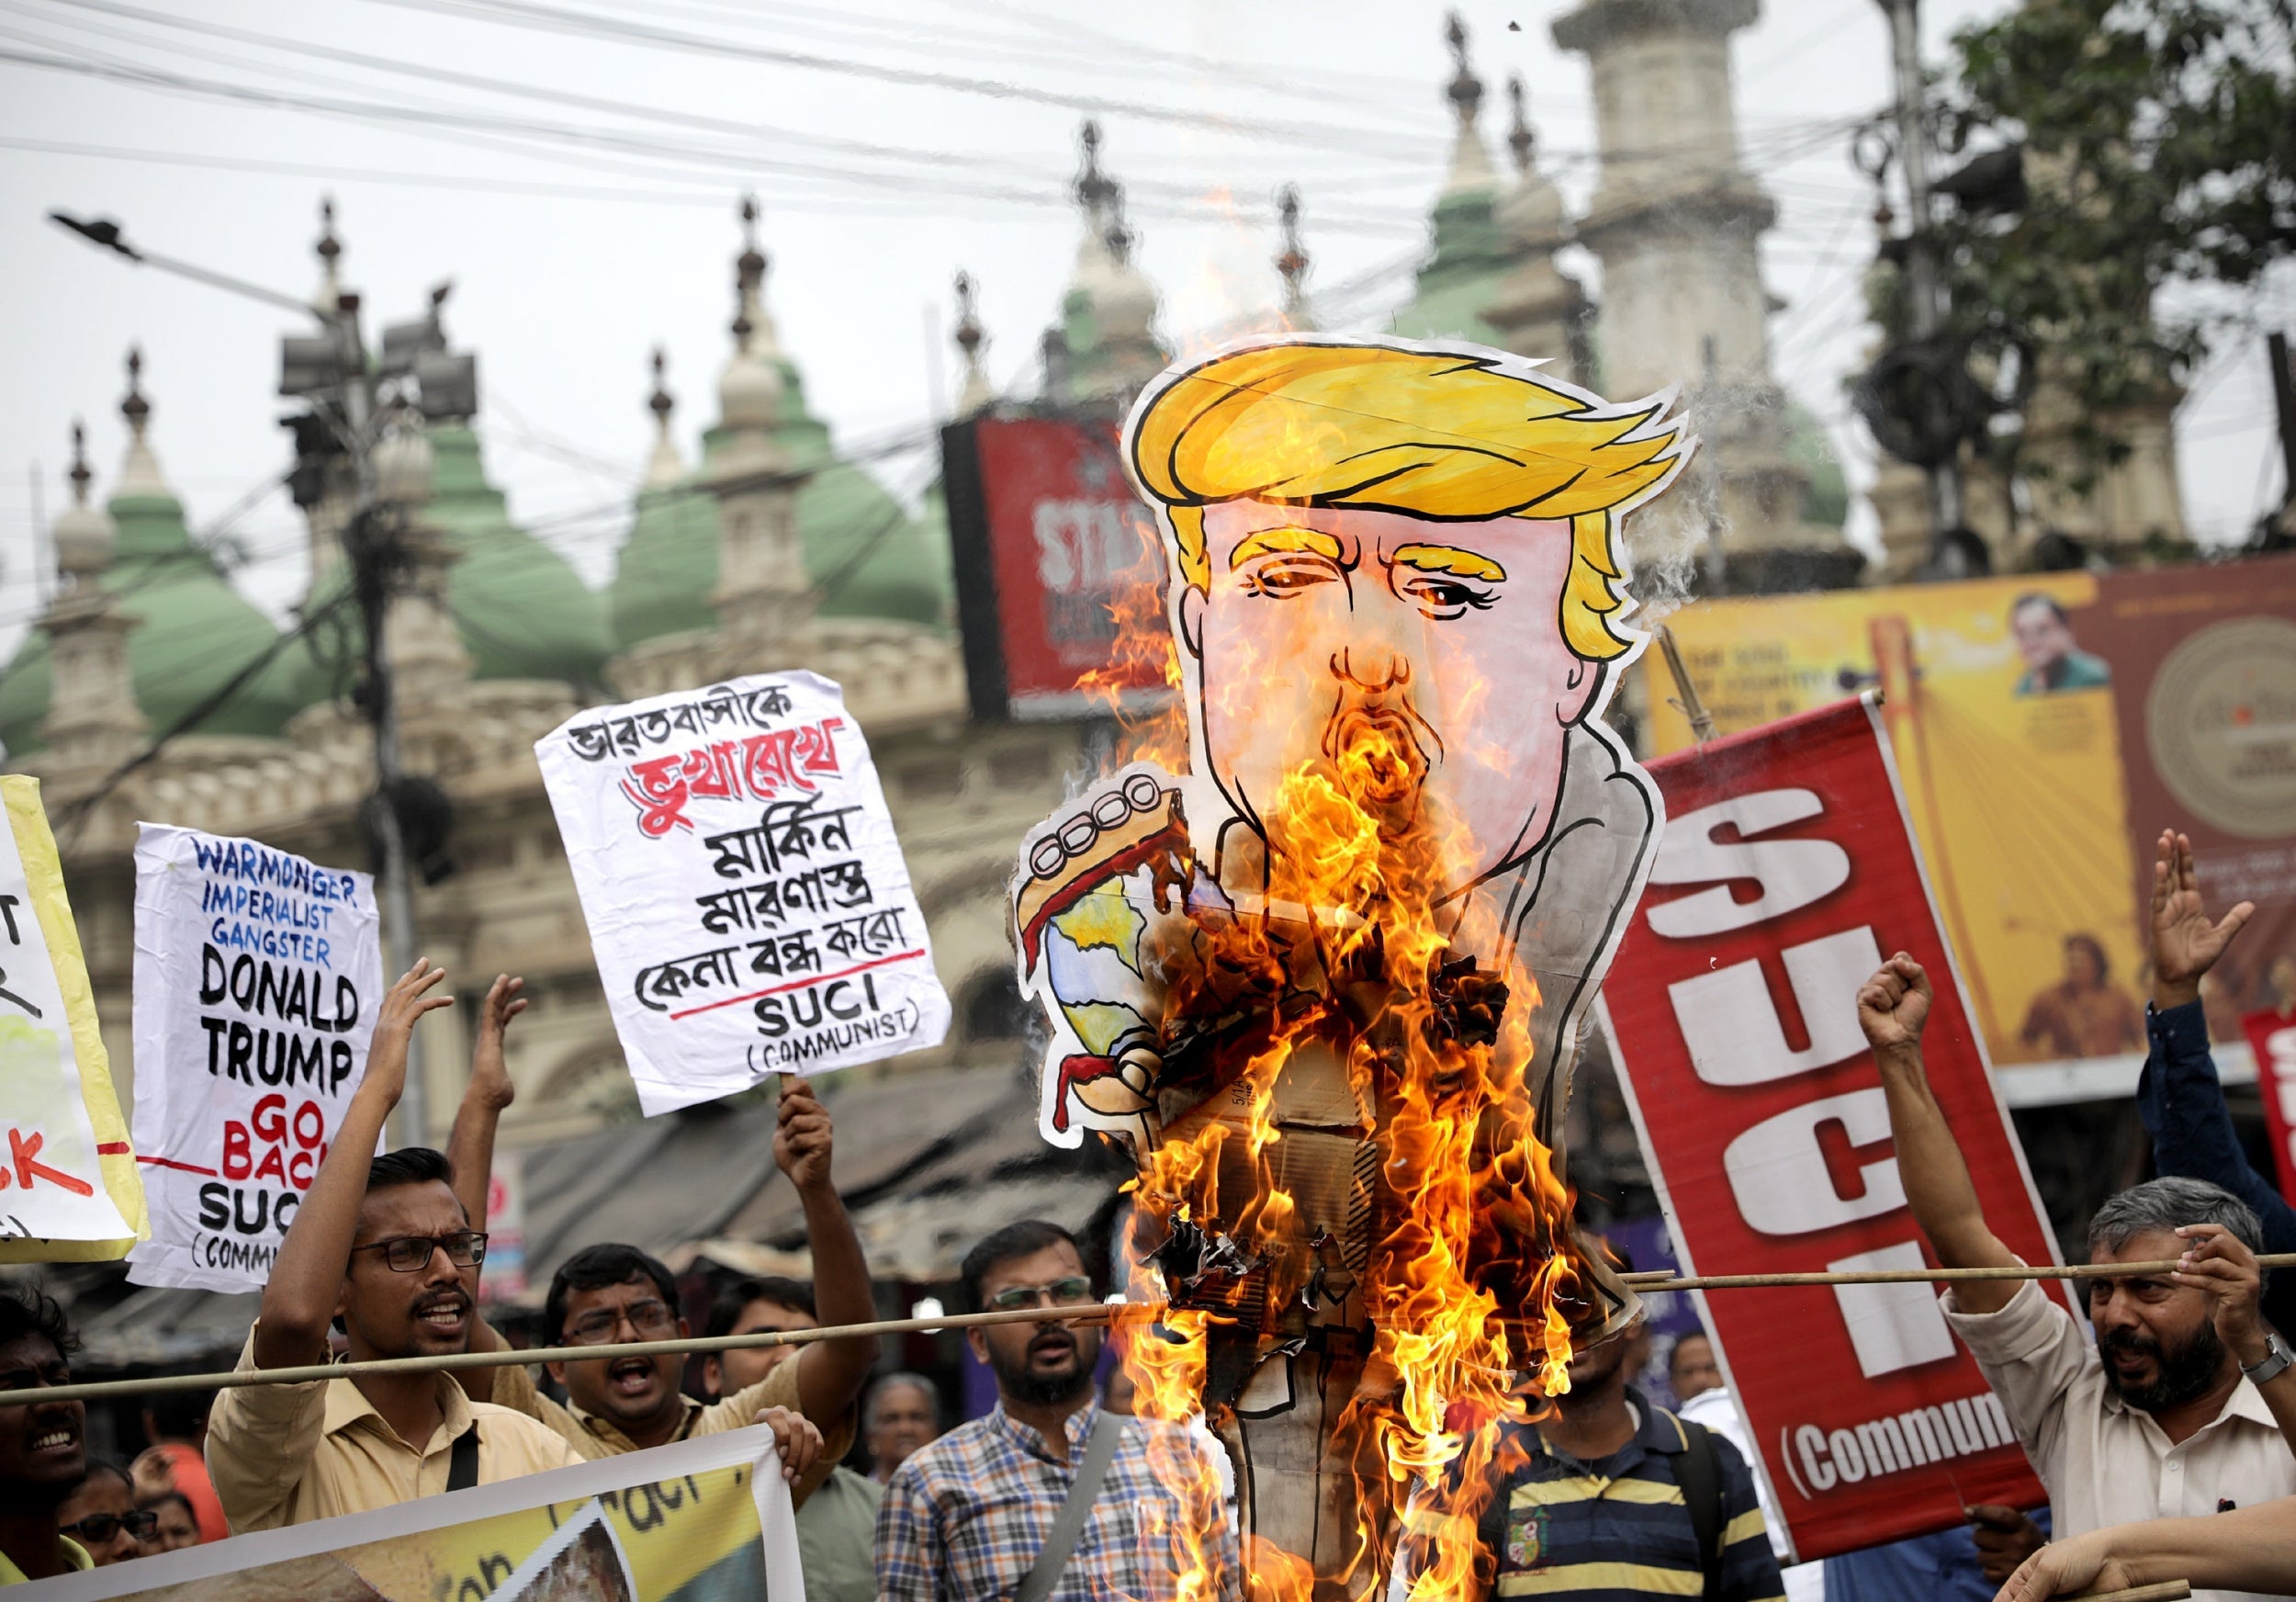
[1013,1409,1126,1602]
[446,1423,481,1494]
[1673,1416,1726,1602]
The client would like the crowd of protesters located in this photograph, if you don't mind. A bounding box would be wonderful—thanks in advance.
[5,826,2296,1596]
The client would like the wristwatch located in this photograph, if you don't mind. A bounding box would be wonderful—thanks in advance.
[2242,1331,2294,1387]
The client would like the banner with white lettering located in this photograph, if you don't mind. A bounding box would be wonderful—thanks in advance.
[1599,694,2062,1561]
[2245,1010,2296,1205]
[536,671,949,1115]
[0,776,143,1259]
[127,827,380,1292]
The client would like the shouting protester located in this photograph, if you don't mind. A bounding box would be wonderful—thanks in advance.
[2131,829,2295,1334]
[1,1288,96,1584]
[1863,954,2296,1602]
[875,1220,1240,1602]
[481,1077,859,1494]
[701,1277,880,1602]
[205,960,581,1533]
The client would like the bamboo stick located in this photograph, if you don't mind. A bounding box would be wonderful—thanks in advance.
[1619,1253,2296,1293]
[17,1254,2289,1406]
[2078,1584,2190,1602]
[16,1302,1129,1408]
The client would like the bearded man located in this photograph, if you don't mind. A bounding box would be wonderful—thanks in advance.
[1863,953,2296,1602]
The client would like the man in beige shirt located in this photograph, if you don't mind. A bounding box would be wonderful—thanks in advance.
[1862,953,2296,1602]
[208,960,586,1532]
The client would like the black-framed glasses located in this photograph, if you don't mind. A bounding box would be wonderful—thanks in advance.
[565,1299,678,1346]
[985,1276,1096,1314]
[350,1230,487,1273]
[62,1511,158,1543]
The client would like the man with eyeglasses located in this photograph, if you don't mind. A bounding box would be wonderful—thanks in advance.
[479,1077,850,1489]
[1,1285,99,1584]
[206,961,584,1532]
[875,1219,1240,1601]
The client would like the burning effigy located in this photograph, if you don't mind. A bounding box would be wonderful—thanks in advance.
[1012,336,1691,1597]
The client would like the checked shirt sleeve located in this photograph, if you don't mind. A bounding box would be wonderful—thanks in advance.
[872,1455,941,1602]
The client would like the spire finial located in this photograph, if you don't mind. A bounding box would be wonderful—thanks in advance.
[1075,119,1118,218]
[1507,74,1535,175]
[645,345,686,489]
[1103,193,1135,267]
[317,196,340,270]
[1276,186,1311,325]
[952,272,994,415]
[68,419,91,506]
[1446,12,1482,126]
[732,193,765,348]
[121,345,149,434]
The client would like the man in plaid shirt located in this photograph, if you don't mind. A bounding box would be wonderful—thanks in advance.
[873,1220,1240,1600]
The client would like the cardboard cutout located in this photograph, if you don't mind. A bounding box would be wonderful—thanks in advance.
[1010,336,1690,1592]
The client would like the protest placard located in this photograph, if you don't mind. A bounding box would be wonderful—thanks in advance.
[27,1420,803,1602]
[0,775,142,1261]
[126,826,381,1292]
[2247,1009,2296,1206]
[1601,694,2062,1561]
[536,671,950,1116]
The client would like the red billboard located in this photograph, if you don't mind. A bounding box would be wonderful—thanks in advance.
[1601,694,2063,1561]
[941,415,1172,721]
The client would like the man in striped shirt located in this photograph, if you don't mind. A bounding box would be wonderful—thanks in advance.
[874,1220,1239,1601]
[1476,1314,1788,1602]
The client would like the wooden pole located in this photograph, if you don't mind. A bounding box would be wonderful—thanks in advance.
[24,1255,2292,1405]
[1654,624,1717,745]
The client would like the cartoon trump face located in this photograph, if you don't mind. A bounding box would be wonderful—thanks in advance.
[1129,338,1686,906]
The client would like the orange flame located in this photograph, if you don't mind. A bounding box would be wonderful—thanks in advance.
[1104,633,1596,1595]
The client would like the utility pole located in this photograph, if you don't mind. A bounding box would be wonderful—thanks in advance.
[1876,0,1965,546]
[49,210,434,1145]
[2269,331,2296,538]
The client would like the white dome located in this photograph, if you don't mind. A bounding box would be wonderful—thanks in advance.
[718,346,783,432]
[51,501,116,581]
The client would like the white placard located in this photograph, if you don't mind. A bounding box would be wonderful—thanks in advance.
[0,795,131,1246]
[536,671,949,1114]
[127,826,381,1291]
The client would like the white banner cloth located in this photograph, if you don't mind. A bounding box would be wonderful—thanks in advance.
[537,670,949,1114]
[127,827,381,1291]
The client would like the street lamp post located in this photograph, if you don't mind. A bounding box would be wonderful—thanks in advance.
[49,209,433,1145]
[1874,0,1967,546]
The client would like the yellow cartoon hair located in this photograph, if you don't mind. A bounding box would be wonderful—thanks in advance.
[1128,342,1686,660]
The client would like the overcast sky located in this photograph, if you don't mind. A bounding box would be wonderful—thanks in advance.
[0,0,2287,662]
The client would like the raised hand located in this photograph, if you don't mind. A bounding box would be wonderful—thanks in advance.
[2150,828,2254,1009]
[774,1076,834,1194]
[470,974,527,1113]
[360,960,454,1109]
[2172,1221,2268,1368]
[1858,953,1932,1055]
[758,1405,825,1483]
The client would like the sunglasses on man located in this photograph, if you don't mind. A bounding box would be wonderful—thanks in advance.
[348,1230,488,1273]
[61,1510,158,1544]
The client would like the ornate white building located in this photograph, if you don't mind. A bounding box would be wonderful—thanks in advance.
[2,8,2180,1247]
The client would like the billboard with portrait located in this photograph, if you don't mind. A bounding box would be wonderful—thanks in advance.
[1642,553,2296,1093]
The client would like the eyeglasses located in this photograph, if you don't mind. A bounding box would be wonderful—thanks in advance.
[62,1511,158,1544]
[350,1230,488,1273]
[985,1276,1096,1314]
[565,1299,679,1346]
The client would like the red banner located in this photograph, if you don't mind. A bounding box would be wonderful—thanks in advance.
[2244,1010,2296,1206]
[941,416,1170,720]
[1600,694,2062,1561]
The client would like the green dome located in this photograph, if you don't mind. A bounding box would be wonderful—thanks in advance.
[1390,189,1512,347]
[0,484,309,758]
[286,423,615,705]
[428,424,614,683]
[610,351,954,650]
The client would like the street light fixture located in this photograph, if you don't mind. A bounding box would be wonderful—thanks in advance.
[48,204,439,1146]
